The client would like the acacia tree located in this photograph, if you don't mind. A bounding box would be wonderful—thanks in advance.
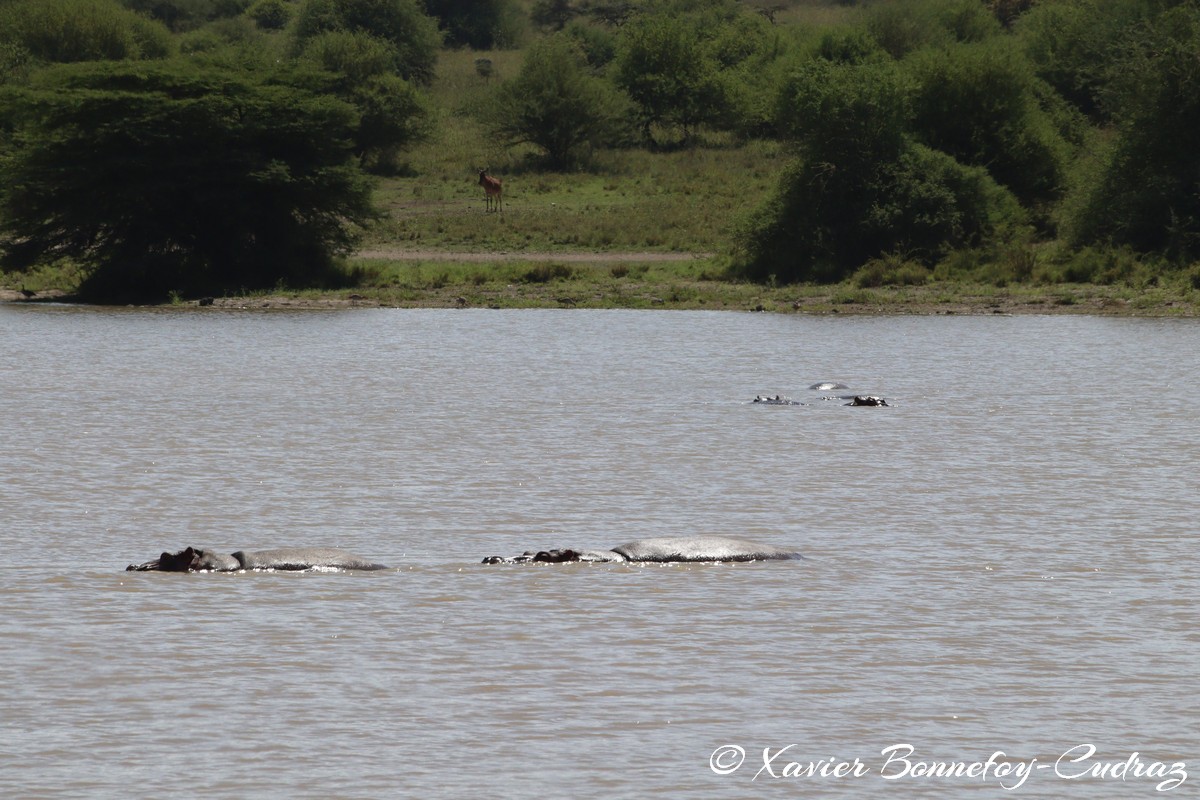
[482,35,629,168]
[0,61,379,302]
[614,14,729,144]
[298,30,432,172]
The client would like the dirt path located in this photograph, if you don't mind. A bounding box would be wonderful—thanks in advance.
[353,249,709,262]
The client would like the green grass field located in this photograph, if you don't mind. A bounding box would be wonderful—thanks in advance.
[364,50,784,256]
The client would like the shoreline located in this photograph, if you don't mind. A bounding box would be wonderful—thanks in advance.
[4,282,1196,316]
[3,250,1197,315]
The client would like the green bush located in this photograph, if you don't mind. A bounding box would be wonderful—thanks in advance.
[121,0,253,33]
[814,26,887,64]
[736,141,1025,284]
[423,0,525,50]
[1064,5,1200,262]
[0,61,378,302]
[481,35,630,168]
[772,59,911,168]
[614,13,731,143]
[1014,0,1162,120]
[248,0,291,30]
[0,0,173,64]
[904,40,1071,208]
[864,0,1000,59]
[292,0,442,85]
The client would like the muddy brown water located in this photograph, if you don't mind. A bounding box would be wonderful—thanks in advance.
[1,306,1196,798]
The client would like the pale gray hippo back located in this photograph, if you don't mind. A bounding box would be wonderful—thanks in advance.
[611,536,801,562]
[233,548,389,571]
[482,536,801,564]
[127,546,388,572]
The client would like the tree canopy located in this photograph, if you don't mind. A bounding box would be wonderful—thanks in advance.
[291,0,442,85]
[481,35,628,168]
[0,61,379,302]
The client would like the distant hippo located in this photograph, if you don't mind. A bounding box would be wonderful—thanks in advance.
[753,394,804,406]
[809,382,850,391]
[483,535,802,565]
[846,395,888,406]
[126,546,388,572]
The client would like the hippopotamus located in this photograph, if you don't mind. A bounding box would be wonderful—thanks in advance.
[753,394,804,406]
[126,546,388,572]
[754,385,889,407]
[483,536,801,565]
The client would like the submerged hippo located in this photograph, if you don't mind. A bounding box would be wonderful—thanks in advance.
[753,394,804,406]
[126,546,388,572]
[846,395,888,406]
[483,535,801,565]
[809,382,850,391]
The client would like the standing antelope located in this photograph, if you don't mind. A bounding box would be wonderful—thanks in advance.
[478,169,503,213]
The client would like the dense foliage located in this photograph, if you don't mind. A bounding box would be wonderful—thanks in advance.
[0,0,173,65]
[740,59,1025,282]
[1,0,1198,300]
[291,0,441,85]
[480,35,628,168]
[0,61,377,302]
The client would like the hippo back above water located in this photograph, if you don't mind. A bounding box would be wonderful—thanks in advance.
[483,535,802,564]
[126,546,388,572]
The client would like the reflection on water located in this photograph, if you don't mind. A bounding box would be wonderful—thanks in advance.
[1,306,1197,798]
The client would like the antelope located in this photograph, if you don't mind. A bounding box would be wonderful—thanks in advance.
[478,169,503,213]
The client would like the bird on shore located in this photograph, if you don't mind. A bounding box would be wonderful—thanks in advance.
[20,286,36,299]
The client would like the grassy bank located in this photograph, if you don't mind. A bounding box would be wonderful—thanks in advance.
[11,256,1195,315]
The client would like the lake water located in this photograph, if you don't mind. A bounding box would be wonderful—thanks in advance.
[0,305,1196,799]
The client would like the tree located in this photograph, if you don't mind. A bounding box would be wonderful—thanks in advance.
[614,13,729,143]
[423,0,525,49]
[863,0,1000,59]
[531,0,579,32]
[739,59,1024,283]
[1014,0,1164,120]
[904,40,1071,209]
[0,61,379,302]
[1065,5,1200,261]
[298,30,432,171]
[247,0,291,30]
[119,0,253,32]
[481,35,629,168]
[0,0,173,64]
[292,0,442,85]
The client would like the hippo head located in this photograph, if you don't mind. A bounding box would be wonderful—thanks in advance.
[482,548,585,565]
[126,547,242,572]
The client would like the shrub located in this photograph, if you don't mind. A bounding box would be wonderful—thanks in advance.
[0,61,378,302]
[1014,0,1160,120]
[736,143,1025,284]
[0,0,173,63]
[1064,5,1200,262]
[904,40,1071,208]
[292,0,442,85]
[248,0,290,30]
[481,35,630,168]
[424,0,525,50]
[864,0,1000,59]
[614,13,731,143]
